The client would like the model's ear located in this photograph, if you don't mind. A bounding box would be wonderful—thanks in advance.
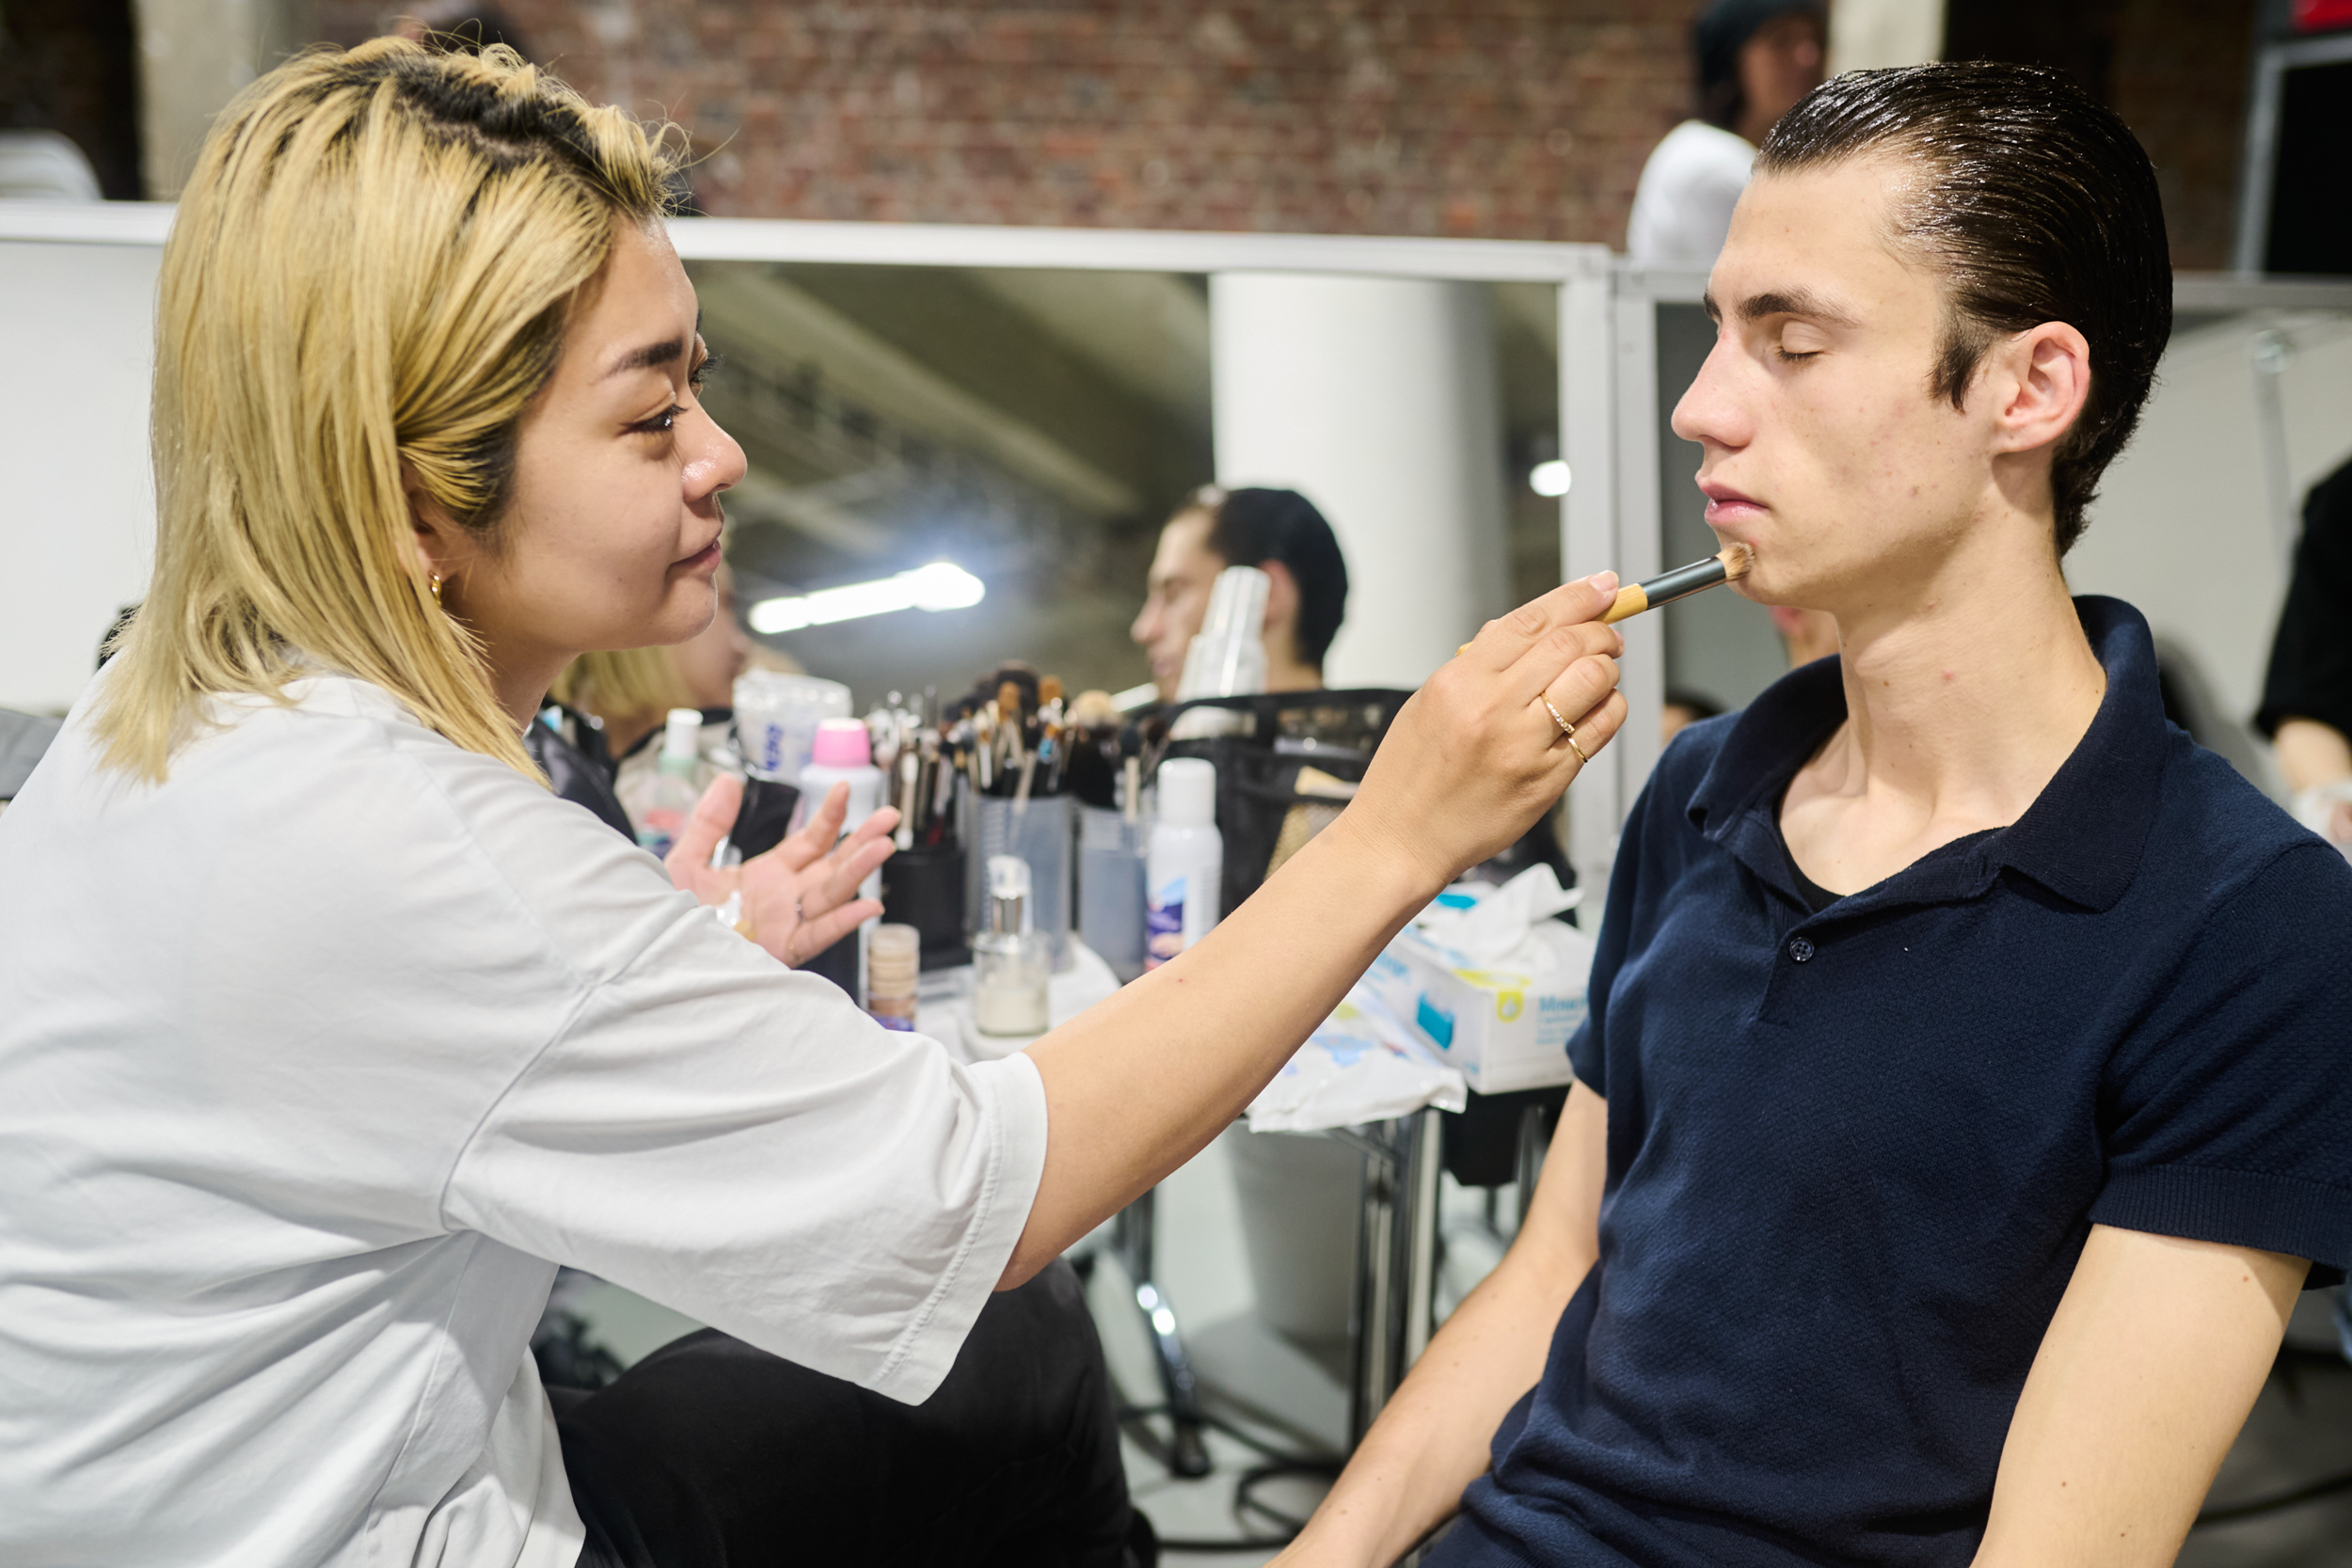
[1991,321,2092,459]
[1258,558,1301,651]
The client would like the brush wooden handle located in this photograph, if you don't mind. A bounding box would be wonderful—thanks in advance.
[1600,584,1648,625]
[1452,575,1657,655]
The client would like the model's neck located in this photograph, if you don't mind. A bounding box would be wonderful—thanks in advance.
[1265,650,1324,694]
[1824,512,2106,824]
[1261,623,1324,694]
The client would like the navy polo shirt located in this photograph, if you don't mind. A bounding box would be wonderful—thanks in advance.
[1438,597,2352,1568]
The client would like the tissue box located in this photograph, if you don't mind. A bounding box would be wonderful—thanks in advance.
[1364,920,1593,1095]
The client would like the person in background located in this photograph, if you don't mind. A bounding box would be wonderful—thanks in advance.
[556,564,758,761]
[1627,0,1827,265]
[1658,687,1724,748]
[1769,602,1838,668]
[1131,484,1349,703]
[2258,453,2352,852]
[550,563,800,837]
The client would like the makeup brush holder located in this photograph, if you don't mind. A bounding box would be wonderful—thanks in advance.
[881,841,969,972]
[1078,805,1148,984]
[969,794,1074,968]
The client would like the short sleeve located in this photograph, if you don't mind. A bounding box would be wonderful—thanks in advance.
[2090,841,2352,1285]
[442,908,1047,1405]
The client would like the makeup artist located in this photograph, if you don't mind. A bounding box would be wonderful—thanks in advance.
[0,40,1627,1568]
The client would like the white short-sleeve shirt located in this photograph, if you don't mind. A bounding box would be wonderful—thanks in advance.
[1626,119,1757,266]
[0,673,1048,1568]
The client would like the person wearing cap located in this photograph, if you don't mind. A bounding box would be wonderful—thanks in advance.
[1626,0,1827,265]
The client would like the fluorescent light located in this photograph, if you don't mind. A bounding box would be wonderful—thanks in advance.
[748,562,986,636]
[1529,459,1572,498]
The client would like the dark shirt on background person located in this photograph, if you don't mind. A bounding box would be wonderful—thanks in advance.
[2259,456,2352,747]
[2258,455,2352,848]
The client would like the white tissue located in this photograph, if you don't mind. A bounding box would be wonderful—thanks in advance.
[1247,988,1467,1133]
[1409,863,1583,968]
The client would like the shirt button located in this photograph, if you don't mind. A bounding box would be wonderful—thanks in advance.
[1788,936,1815,963]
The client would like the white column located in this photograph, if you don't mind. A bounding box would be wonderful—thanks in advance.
[1209,274,1509,690]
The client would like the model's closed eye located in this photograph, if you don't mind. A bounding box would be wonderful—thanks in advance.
[1774,325,1831,362]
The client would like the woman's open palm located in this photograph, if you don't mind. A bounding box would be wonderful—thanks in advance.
[665,776,898,968]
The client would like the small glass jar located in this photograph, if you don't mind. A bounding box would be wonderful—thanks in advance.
[972,854,1051,1037]
[972,929,1051,1036]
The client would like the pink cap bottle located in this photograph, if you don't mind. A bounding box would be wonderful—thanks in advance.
[809,717,872,768]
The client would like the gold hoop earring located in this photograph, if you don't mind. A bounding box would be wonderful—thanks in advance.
[429,573,445,608]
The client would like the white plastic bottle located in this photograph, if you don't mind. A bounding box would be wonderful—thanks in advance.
[1145,757,1222,969]
[626,707,707,860]
[792,717,887,990]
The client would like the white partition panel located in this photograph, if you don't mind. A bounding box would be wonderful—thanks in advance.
[0,239,162,712]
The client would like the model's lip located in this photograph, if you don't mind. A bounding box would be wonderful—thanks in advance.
[1699,481,1767,530]
[673,535,723,570]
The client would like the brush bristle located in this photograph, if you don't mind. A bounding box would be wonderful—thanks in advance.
[1717,541,1754,580]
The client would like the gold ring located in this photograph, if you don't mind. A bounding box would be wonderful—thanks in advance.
[1567,732,1592,764]
[1541,696,1577,739]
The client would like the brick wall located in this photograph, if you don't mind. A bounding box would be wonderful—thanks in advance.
[306,0,1709,245]
[297,1,2257,264]
[2108,0,2256,271]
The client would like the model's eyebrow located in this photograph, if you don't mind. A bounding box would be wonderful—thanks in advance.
[1703,287,1860,328]
[600,310,707,381]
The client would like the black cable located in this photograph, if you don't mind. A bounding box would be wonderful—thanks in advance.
[2195,1468,2352,1528]
[1118,1401,1343,1551]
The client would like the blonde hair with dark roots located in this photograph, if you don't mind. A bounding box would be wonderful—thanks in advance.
[94,38,683,781]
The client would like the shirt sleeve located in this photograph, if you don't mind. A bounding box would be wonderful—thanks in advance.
[2257,458,2352,740]
[441,906,1048,1405]
[2090,840,2352,1286]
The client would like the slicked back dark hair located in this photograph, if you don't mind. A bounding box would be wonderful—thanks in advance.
[1186,485,1350,669]
[1755,63,2171,556]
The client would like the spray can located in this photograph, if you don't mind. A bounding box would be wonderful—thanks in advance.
[793,718,887,998]
[1146,758,1221,969]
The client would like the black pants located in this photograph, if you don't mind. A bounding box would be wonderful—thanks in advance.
[554,1260,1146,1568]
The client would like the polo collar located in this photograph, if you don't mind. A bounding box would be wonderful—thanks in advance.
[1688,595,2168,914]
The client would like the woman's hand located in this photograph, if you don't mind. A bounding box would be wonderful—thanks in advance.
[665,776,898,967]
[1343,572,1626,893]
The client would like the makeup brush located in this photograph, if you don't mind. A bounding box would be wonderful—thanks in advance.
[1457,545,1755,657]
[1600,543,1753,624]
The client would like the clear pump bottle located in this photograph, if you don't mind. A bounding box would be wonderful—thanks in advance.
[973,855,1051,1037]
